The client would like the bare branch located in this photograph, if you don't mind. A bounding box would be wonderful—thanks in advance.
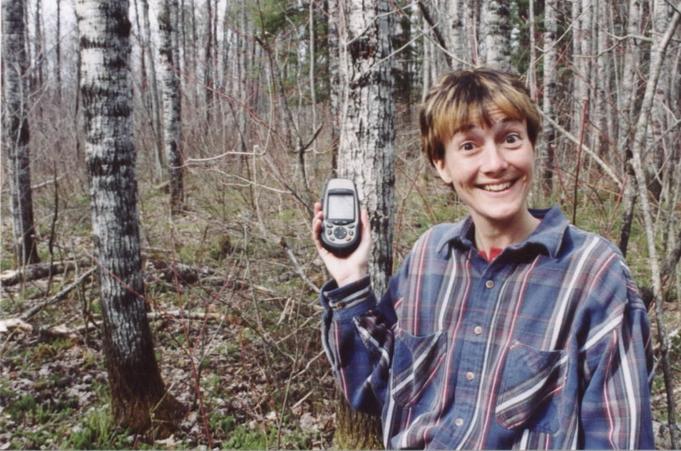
[538,110,622,188]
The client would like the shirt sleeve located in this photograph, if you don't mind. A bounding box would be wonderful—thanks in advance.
[319,255,408,416]
[580,260,655,449]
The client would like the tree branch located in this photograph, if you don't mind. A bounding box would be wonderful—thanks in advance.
[538,110,622,188]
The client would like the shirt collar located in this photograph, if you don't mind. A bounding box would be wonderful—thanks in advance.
[436,206,569,259]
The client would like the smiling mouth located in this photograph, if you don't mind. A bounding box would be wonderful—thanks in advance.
[478,179,516,192]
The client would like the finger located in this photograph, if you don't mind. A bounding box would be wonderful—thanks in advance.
[312,217,330,256]
[311,216,322,243]
[360,209,370,235]
[314,202,322,216]
[356,209,371,252]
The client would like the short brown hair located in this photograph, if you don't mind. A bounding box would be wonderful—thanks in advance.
[419,68,541,165]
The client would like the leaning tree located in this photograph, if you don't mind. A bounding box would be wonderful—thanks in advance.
[76,0,183,434]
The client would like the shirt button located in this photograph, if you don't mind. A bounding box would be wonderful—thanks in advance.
[473,325,483,335]
[455,417,464,427]
[465,371,475,381]
[485,280,495,289]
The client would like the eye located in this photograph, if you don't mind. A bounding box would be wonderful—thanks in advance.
[459,141,475,152]
[504,133,521,144]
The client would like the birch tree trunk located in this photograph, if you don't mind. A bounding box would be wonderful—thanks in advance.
[2,0,40,265]
[33,0,45,95]
[56,0,62,103]
[308,0,317,154]
[594,0,612,157]
[540,0,558,196]
[571,0,592,140]
[465,0,479,64]
[478,0,512,70]
[338,0,395,298]
[445,0,466,69]
[76,0,183,434]
[159,0,184,215]
[204,0,214,124]
[140,0,165,179]
[190,0,198,108]
[618,0,643,255]
[528,0,537,100]
[327,0,340,173]
[647,0,674,201]
[334,0,395,447]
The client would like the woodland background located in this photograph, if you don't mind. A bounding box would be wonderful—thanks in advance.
[1,0,681,448]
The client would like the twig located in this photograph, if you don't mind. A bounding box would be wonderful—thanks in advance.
[20,267,96,320]
[538,110,622,189]
[279,238,320,294]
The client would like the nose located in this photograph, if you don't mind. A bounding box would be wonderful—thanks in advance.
[480,141,508,174]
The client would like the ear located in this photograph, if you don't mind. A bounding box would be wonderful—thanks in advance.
[433,158,452,184]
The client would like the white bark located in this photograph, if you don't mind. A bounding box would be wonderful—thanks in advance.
[528,0,537,100]
[571,0,592,137]
[595,0,612,156]
[617,0,641,155]
[140,0,164,179]
[204,0,214,123]
[159,0,184,214]
[444,0,466,69]
[76,0,176,429]
[648,0,675,199]
[337,0,395,297]
[2,0,40,265]
[309,0,316,147]
[78,0,146,361]
[328,0,340,169]
[479,0,512,70]
[617,0,643,253]
[540,0,558,194]
[465,0,479,64]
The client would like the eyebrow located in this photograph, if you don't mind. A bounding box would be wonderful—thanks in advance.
[457,117,523,132]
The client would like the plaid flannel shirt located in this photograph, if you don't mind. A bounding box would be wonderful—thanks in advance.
[320,206,654,449]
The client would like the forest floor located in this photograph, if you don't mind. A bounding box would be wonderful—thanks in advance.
[1,160,680,449]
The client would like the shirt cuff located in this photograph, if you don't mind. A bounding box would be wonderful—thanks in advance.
[320,276,376,320]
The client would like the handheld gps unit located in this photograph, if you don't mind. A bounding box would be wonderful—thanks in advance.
[321,178,361,256]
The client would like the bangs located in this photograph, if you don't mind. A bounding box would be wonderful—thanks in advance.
[432,86,529,145]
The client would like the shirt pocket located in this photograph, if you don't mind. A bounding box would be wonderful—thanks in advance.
[495,340,567,434]
[390,329,448,407]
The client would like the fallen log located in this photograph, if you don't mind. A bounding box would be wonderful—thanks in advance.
[20,268,97,320]
[145,259,216,284]
[1,258,93,286]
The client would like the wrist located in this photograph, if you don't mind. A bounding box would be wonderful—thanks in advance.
[336,271,368,288]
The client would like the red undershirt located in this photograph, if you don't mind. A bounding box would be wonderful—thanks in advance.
[479,247,503,263]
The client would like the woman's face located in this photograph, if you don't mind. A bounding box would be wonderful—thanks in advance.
[434,105,535,231]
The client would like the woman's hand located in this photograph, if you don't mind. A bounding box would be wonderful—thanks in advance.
[311,201,371,287]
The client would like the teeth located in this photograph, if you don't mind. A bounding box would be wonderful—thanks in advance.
[482,182,512,192]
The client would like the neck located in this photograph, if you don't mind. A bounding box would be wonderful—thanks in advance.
[472,209,540,253]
